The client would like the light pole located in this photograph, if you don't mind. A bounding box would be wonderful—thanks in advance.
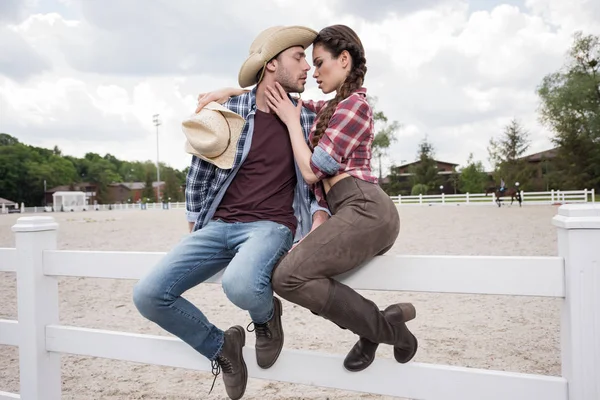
[153,114,161,203]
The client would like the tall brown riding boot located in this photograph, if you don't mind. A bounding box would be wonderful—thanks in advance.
[343,303,417,371]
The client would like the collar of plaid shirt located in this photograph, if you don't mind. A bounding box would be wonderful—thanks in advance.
[185,87,330,242]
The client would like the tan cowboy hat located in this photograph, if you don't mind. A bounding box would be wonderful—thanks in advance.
[181,102,246,169]
[238,25,318,88]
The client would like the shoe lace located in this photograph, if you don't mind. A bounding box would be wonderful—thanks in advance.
[246,321,272,339]
[209,356,233,394]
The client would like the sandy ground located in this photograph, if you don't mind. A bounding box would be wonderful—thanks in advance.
[0,205,562,399]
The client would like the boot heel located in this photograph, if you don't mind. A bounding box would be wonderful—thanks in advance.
[396,303,416,322]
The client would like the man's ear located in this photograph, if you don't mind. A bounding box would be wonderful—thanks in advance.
[266,58,278,73]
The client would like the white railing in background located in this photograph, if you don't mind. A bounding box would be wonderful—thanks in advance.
[391,188,595,206]
[2,188,595,215]
[0,204,599,399]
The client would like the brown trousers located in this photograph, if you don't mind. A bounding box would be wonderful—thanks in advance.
[272,176,401,345]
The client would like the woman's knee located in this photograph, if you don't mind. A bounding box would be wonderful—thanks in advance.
[271,261,295,297]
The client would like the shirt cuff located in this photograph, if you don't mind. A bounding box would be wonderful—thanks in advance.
[186,210,200,223]
[310,202,331,217]
[310,146,340,178]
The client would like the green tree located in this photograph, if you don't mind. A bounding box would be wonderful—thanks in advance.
[409,137,439,191]
[368,96,401,179]
[487,119,533,188]
[411,183,429,196]
[459,153,489,193]
[142,171,155,201]
[163,168,183,202]
[537,31,600,190]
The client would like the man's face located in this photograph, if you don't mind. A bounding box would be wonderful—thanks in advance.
[273,46,311,93]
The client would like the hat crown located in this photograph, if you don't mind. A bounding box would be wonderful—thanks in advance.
[182,110,229,157]
[249,26,283,56]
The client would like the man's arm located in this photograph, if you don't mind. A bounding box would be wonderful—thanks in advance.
[185,156,216,232]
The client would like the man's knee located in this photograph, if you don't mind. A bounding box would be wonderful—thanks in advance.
[221,273,264,310]
[133,278,163,321]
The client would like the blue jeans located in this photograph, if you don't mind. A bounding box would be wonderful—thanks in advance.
[133,220,293,360]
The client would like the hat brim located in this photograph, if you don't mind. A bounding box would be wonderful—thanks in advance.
[183,102,246,170]
[238,26,317,88]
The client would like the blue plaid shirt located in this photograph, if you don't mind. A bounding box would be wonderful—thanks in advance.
[185,87,329,242]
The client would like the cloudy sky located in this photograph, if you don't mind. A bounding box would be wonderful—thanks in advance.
[1,0,599,174]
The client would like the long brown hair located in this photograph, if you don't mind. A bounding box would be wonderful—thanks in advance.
[311,25,367,148]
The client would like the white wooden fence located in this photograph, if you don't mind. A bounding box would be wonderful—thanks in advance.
[391,188,595,206]
[4,188,596,215]
[1,204,599,399]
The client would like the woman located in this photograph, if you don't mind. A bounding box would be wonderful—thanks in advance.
[263,24,418,372]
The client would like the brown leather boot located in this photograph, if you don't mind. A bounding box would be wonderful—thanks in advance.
[343,337,379,371]
[385,303,418,364]
[210,326,247,400]
[343,303,417,372]
[248,297,284,369]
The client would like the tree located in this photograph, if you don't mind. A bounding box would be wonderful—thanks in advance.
[459,153,489,193]
[537,31,600,190]
[0,133,189,205]
[487,119,533,188]
[368,96,401,179]
[163,168,183,202]
[409,137,439,192]
[142,171,155,201]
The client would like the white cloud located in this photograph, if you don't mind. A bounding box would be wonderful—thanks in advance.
[0,0,599,176]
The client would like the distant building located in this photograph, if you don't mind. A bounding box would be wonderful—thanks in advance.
[385,159,460,194]
[517,148,558,190]
[45,181,166,205]
[107,181,165,203]
[45,182,97,206]
[0,197,17,207]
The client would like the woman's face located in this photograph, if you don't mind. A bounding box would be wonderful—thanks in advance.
[312,43,350,94]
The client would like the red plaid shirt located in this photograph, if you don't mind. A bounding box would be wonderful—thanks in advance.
[303,88,377,208]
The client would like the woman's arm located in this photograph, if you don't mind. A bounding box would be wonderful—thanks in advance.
[195,87,248,113]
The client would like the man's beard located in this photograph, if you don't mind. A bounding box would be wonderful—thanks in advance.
[276,70,305,93]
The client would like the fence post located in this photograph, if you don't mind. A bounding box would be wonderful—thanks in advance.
[398,195,402,205]
[552,204,600,400]
[441,193,445,204]
[12,216,61,400]
[466,192,470,204]
[419,193,422,205]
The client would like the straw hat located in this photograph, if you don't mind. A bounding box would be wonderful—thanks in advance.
[181,102,246,169]
[238,25,317,88]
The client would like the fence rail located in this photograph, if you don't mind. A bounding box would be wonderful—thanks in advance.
[1,205,599,399]
[1,189,596,215]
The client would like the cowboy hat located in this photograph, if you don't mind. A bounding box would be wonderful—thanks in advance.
[238,25,318,88]
[181,102,246,169]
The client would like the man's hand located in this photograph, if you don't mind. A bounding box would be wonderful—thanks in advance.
[289,210,330,252]
[311,210,329,232]
[195,87,246,113]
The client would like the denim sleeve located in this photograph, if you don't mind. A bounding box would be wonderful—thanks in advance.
[308,186,331,216]
[310,146,340,177]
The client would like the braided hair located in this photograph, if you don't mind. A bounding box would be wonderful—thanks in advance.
[311,25,367,148]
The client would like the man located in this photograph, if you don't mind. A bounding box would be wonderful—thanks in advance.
[133,25,329,400]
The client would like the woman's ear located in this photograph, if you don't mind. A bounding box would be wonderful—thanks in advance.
[339,50,351,69]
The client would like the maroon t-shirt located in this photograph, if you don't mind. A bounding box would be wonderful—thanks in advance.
[213,109,298,236]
